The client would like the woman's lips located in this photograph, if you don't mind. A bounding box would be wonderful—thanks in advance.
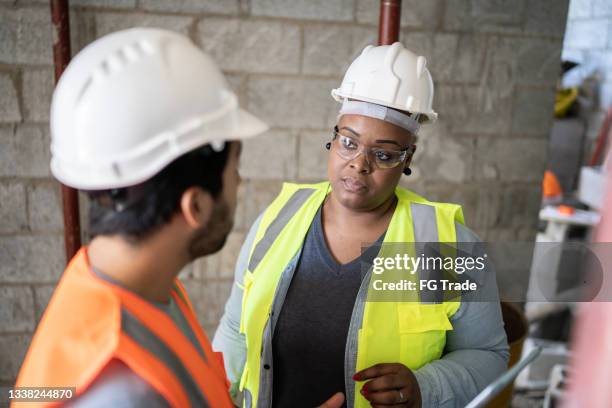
[342,177,367,193]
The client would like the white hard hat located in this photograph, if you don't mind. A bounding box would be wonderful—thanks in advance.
[331,42,438,123]
[50,28,268,190]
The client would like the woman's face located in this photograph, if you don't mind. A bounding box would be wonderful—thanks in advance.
[327,114,415,211]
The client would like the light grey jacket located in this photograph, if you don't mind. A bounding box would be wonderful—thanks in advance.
[213,211,509,408]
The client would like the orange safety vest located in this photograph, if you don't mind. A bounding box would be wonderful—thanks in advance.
[14,247,233,408]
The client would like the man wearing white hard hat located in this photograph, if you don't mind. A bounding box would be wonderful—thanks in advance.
[214,43,509,407]
[14,28,272,407]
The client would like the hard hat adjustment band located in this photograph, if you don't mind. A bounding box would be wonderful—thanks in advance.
[338,100,421,134]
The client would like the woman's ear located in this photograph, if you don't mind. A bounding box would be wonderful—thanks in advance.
[404,145,417,169]
[180,187,214,229]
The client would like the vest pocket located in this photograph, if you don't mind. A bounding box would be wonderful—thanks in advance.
[397,304,453,369]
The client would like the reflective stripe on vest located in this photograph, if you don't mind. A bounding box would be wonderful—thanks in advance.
[112,278,232,408]
[238,182,464,408]
[120,308,210,407]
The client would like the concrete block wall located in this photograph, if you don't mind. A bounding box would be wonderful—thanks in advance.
[0,0,568,386]
[562,0,612,156]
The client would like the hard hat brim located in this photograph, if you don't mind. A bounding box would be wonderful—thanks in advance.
[51,108,269,191]
[231,108,269,141]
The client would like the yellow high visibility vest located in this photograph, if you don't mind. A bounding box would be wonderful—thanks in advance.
[239,182,465,408]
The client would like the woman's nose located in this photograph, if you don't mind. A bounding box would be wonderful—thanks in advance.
[349,150,372,174]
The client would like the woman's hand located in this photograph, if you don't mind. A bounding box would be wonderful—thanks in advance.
[353,363,422,407]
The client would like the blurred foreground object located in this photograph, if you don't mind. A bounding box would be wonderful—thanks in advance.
[562,146,612,407]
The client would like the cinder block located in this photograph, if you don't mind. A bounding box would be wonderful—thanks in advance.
[95,12,193,37]
[356,0,443,28]
[424,183,481,227]
[404,33,485,84]
[426,182,503,229]
[298,130,330,181]
[0,125,51,178]
[231,181,247,232]
[444,0,525,34]
[22,68,54,122]
[0,285,35,332]
[197,18,300,74]
[251,0,354,22]
[486,36,562,87]
[140,0,239,14]
[302,25,353,76]
[435,85,512,135]
[71,0,136,8]
[499,185,542,228]
[451,34,487,83]
[426,34,459,82]
[181,279,226,328]
[0,234,65,283]
[240,129,298,180]
[243,180,283,228]
[27,182,63,232]
[203,231,247,280]
[524,0,569,37]
[247,76,338,129]
[0,334,32,382]
[485,228,517,243]
[511,88,556,136]
[0,8,53,64]
[33,284,57,323]
[0,73,21,122]
[352,26,378,56]
[225,73,247,108]
[474,137,548,182]
[411,126,475,183]
[0,181,27,233]
[69,9,97,55]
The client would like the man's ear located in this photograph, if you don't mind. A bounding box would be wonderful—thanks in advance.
[180,187,214,229]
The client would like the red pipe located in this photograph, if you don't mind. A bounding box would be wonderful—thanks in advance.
[378,0,402,45]
[50,0,81,262]
[589,107,612,166]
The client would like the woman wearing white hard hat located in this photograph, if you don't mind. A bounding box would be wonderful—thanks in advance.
[214,42,509,408]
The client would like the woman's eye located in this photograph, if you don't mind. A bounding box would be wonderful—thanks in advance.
[375,150,392,161]
[340,136,357,149]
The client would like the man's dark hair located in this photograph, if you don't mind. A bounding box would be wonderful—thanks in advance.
[87,143,231,240]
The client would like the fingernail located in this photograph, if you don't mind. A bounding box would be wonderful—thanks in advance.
[362,387,368,397]
[353,373,361,381]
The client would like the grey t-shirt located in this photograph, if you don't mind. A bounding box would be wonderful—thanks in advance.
[272,206,384,407]
[70,270,193,407]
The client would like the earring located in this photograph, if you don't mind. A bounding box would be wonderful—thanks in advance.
[325,142,331,150]
[403,167,412,176]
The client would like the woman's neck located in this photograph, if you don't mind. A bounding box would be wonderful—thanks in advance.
[323,191,397,232]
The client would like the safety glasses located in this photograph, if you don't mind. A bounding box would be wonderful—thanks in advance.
[330,126,412,169]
